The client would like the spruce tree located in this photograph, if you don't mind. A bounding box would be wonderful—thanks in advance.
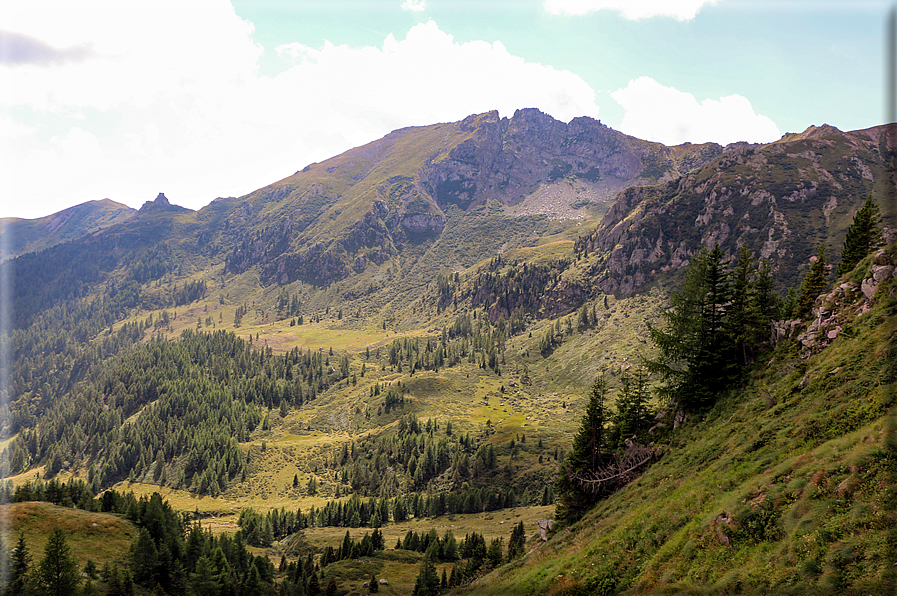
[9,531,33,596]
[307,570,321,596]
[37,528,80,596]
[326,576,338,596]
[130,528,159,587]
[727,246,770,366]
[555,378,610,523]
[648,244,735,409]
[412,552,440,596]
[836,196,883,276]
[609,367,652,450]
[796,243,830,319]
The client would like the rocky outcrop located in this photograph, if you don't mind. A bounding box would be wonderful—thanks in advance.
[400,213,445,233]
[577,123,896,296]
[421,108,722,212]
[138,192,191,214]
[795,248,896,351]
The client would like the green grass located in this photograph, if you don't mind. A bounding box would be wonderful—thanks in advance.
[4,502,137,570]
[457,281,897,595]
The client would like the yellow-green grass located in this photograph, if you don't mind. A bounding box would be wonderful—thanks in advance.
[3,502,136,569]
[301,505,555,554]
[87,286,661,525]
[264,506,555,596]
[458,286,897,595]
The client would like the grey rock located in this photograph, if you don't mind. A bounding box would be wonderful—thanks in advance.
[871,265,893,283]
[861,278,878,299]
[400,213,445,233]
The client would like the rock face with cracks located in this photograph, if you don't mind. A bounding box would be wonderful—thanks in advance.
[577,123,897,296]
[222,108,726,286]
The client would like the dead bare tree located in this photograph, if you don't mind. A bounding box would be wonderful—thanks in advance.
[570,442,654,493]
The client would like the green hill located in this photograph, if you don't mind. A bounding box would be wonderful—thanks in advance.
[0,198,134,259]
[3,501,136,568]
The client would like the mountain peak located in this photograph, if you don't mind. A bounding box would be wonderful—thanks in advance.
[776,123,843,144]
[138,192,190,214]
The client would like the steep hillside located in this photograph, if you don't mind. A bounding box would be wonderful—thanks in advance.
[577,123,897,296]
[0,198,135,259]
[464,248,897,595]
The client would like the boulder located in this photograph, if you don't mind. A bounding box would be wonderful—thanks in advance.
[861,278,877,299]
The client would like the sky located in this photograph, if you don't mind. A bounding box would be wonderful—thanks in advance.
[0,0,893,219]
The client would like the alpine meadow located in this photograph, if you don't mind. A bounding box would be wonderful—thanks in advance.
[1,108,895,596]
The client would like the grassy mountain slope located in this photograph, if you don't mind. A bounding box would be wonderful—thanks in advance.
[1,198,135,259]
[464,249,897,595]
[2,501,137,569]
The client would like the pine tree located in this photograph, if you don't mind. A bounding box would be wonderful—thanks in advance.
[796,243,830,319]
[130,527,159,587]
[307,570,321,596]
[555,378,610,523]
[9,531,33,596]
[609,367,652,450]
[411,552,440,596]
[647,244,735,410]
[837,196,883,276]
[507,521,526,561]
[727,246,770,366]
[37,528,80,596]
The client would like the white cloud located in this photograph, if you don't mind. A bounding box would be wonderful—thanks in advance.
[611,77,779,145]
[1,9,601,218]
[401,0,426,12]
[544,0,719,20]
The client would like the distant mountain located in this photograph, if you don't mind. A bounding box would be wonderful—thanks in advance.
[8,114,893,326]
[215,109,733,287]
[0,198,135,259]
[577,123,897,295]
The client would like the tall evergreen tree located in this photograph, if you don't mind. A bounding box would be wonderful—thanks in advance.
[608,367,652,450]
[130,528,159,587]
[555,378,610,523]
[411,551,440,596]
[37,528,80,596]
[727,246,772,366]
[796,243,830,319]
[9,532,33,596]
[507,521,526,561]
[188,555,219,596]
[836,196,883,276]
[648,244,735,410]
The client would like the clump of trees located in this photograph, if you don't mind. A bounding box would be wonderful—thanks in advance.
[555,196,887,524]
[555,375,656,524]
[836,196,882,276]
[648,244,779,411]
[0,491,278,596]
